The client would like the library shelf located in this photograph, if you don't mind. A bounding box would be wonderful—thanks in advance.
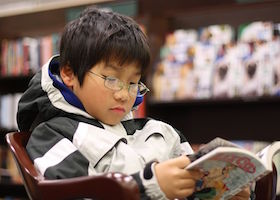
[0,75,33,95]
[0,182,27,198]
[147,96,280,144]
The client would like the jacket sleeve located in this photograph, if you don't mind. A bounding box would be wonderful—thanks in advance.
[26,119,90,179]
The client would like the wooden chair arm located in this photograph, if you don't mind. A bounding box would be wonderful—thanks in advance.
[36,172,140,200]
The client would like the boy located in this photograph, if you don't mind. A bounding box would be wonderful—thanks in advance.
[17,7,250,200]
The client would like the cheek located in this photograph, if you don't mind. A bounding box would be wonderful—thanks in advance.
[82,86,109,109]
[129,96,137,107]
[74,80,100,109]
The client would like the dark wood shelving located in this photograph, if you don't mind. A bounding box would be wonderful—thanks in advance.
[147,96,280,144]
[0,169,26,198]
[148,95,280,107]
[0,75,32,145]
[0,75,32,198]
[0,75,33,94]
[1,130,10,145]
[0,182,27,198]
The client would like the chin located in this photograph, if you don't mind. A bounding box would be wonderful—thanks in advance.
[102,119,121,126]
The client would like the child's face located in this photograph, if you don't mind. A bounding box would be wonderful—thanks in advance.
[64,61,141,125]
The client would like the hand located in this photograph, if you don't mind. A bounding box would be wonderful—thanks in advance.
[230,187,251,200]
[154,155,201,199]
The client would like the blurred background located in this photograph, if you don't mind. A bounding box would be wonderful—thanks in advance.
[0,0,280,199]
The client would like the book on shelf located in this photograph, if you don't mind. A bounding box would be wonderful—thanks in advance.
[0,146,22,184]
[151,21,280,101]
[1,33,61,76]
[0,93,22,130]
[186,137,280,200]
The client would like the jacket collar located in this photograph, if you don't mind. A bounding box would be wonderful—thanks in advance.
[48,55,85,111]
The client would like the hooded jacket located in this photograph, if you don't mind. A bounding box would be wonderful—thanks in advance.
[17,55,193,200]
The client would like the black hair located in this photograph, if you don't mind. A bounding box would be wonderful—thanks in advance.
[59,6,150,85]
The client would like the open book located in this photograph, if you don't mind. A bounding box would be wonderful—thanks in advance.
[186,137,280,200]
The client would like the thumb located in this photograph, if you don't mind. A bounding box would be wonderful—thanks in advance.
[172,155,191,169]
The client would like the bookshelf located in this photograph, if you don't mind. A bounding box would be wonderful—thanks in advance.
[147,96,280,143]
[0,75,32,143]
[0,76,32,198]
[138,0,280,69]
[0,0,113,18]
[138,0,280,142]
[0,75,32,95]
[0,182,26,198]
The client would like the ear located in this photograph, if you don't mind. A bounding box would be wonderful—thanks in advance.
[60,65,75,88]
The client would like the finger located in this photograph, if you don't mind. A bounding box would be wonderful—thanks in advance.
[237,187,250,195]
[177,178,196,189]
[177,168,203,181]
[235,188,251,198]
[230,197,242,200]
[175,187,196,199]
[230,187,250,200]
[174,155,191,169]
[187,169,203,180]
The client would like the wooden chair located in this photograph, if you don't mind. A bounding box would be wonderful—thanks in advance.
[5,131,279,200]
[5,131,140,200]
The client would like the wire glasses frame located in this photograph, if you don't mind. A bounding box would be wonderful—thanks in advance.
[88,70,150,96]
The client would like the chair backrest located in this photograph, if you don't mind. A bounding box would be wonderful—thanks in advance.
[6,131,140,200]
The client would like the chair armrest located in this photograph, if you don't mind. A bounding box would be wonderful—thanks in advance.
[38,172,140,200]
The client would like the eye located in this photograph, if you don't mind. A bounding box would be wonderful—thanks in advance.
[105,76,116,81]
[106,76,118,83]
[129,81,138,85]
[129,82,139,92]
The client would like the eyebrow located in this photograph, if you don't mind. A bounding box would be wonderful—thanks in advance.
[107,63,142,76]
[106,63,122,70]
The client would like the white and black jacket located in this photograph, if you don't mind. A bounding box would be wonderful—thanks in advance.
[17,55,194,200]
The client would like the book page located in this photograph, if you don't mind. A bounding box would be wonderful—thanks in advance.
[188,137,239,162]
[187,148,269,199]
[273,153,280,195]
[257,141,280,171]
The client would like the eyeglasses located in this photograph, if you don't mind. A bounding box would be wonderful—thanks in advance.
[88,70,150,96]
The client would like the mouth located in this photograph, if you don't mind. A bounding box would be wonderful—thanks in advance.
[110,107,126,114]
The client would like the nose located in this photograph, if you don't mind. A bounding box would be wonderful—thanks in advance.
[113,87,130,102]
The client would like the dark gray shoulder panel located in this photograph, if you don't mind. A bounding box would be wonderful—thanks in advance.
[44,150,90,179]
